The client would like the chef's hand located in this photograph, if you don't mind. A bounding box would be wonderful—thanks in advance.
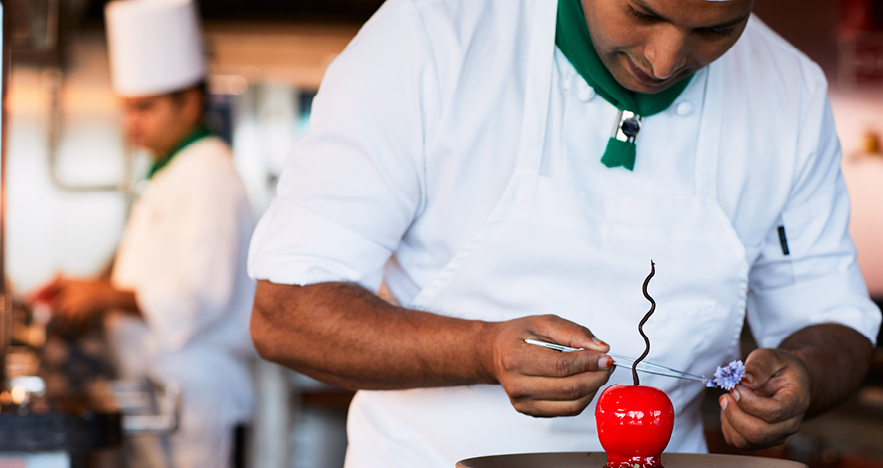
[488,314,613,418]
[49,277,116,326]
[719,348,811,449]
[26,273,62,306]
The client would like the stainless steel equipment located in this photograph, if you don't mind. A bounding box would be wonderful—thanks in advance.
[0,0,11,388]
[110,379,180,434]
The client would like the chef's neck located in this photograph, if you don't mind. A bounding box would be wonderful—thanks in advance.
[151,121,207,162]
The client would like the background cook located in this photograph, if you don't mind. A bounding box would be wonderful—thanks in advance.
[38,0,257,466]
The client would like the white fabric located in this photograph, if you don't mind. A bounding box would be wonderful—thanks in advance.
[110,137,256,468]
[105,0,206,96]
[248,0,883,465]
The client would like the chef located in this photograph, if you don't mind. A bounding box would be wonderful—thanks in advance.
[248,0,882,466]
[43,0,256,466]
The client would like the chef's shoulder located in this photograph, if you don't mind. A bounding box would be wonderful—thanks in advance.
[721,14,828,108]
[714,14,833,193]
[176,137,236,175]
[715,16,840,255]
[172,137,247,201]
[356,0,535,43]
[329,0,535,92]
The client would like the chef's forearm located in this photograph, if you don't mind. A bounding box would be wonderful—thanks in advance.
[251,280,497,390]
[778,323,872,418]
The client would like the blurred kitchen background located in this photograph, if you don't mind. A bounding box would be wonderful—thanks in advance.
[1,0,883,467]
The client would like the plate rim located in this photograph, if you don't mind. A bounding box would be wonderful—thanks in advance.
[456,451,808,468]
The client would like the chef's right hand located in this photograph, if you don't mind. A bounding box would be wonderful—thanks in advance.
[487,314,613,418]
[26,273,63,307]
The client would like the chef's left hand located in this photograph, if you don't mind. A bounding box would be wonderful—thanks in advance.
[719,348,811,449]
[50,277,114,325]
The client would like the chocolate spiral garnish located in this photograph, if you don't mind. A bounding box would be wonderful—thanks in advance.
[632,260,656,386]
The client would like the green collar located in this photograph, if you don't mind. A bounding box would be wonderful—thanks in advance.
[147,125,212,179]
[555,0,694,170]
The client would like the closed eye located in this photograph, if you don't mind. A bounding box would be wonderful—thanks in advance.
[626,2,745,39]
[626,4,659,23]
[698,26,738,38]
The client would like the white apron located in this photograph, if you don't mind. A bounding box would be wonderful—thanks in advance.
[344,2,748,467]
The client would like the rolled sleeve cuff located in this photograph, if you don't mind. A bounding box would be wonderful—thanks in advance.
[747,266,882,348]
[248,197,393,291]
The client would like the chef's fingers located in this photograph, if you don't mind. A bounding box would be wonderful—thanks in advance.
[740,348,811,420]
[719,393,802,449]
[508,386,602,418]
[50,290,70,317]
[506,368,613,404]
[719,402,751,449]
[528,314,610,352]
[729,383,809,425]
[514,344,614,377]
[53,296,78,321]
[742,363,775,391]
[490,315,610,393]
[49,280,76,310]
[52,289,90,323]
[743,348,795,390]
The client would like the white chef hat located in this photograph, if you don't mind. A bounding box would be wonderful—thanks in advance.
[105,0,206,97]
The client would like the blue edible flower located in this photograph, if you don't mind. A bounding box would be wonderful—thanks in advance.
[711,360,746,391]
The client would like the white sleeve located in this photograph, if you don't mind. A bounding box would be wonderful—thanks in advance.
[746,80,882,348]
[248,0,435,291]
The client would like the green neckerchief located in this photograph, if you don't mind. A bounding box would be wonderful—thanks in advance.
[147,125,212,179]
[556,0,694,171]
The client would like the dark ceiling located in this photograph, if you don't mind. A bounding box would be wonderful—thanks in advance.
[83,0,387,23]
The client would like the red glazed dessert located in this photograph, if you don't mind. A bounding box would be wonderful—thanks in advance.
[595,384,674,468]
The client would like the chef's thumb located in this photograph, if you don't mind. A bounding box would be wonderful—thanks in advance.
[743,349,779,390]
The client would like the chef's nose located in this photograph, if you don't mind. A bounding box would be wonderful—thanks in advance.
[644,28,688,80]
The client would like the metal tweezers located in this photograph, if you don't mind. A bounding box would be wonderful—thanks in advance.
[524,338,711,385]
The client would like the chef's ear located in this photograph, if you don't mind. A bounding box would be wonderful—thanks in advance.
[170,82,207,125]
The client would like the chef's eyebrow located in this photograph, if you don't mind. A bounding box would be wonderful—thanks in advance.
[630,0,750,29]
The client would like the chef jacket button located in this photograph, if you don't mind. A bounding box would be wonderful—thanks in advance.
[676,101,693,116]
[577,82,595,102]
[560,76,571,91]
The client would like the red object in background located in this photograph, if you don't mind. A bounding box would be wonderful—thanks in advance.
[838,0,883,88]
[595,384,675,468]
[842,0,873,32]
[848,39,883,84]
[27,273,61,306]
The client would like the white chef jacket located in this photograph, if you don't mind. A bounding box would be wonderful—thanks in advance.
[110,136,256,467]
[249,0,882,464]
